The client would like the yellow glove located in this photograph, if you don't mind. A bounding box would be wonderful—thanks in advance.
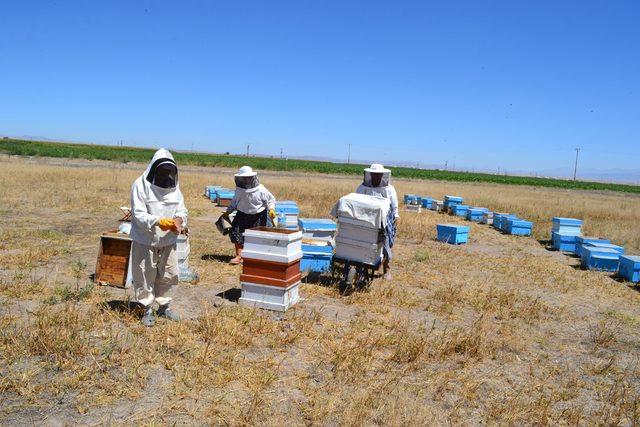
[268,209,277,219]
[158,218,175,231]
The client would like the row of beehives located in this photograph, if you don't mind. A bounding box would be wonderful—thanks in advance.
[404,194,534,237]
[404,192,639,284]
[551,218,639,283]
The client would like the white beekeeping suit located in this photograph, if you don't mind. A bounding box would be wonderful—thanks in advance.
[130,148,188,326]
[356,163,399,220]
[226,166,276,215]
[355,163,399,280]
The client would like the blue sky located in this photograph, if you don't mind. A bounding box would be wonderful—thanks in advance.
[1,1,638,179]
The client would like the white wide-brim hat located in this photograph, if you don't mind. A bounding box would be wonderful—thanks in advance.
[235,165,257,177]
[364,163,390,173]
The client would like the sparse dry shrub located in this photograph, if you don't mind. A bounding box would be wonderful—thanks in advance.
[588,319,619,351]
[27,303,92,366]
[196,304,279,348]
[470,287,556,323]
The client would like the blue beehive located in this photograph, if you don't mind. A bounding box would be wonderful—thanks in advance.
[443,195,463,209]
[208,186,227,201]
[505,219,533,236]
[581,247,622,272]
[274,201,300,229]
[421,197,433,209]
[552,217,583,236]
[404,194,418,205]
[492,213,509,230]
[215,189,235,205]
[301,240,333,273]
[437,224,470,244]
[467,207,488,222]
[575,237,611,258]
[451,204,470,217]
[552,232,579,253]
[618,256,640,283]
[498,214,519,232]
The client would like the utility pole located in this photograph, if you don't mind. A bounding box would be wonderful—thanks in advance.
[573,148,581,181]
[444,160,448,171]
[280,148,283,159]
[347,144,351,164]
[246,144,250,157]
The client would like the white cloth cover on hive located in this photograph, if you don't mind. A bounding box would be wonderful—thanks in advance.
[330,193,390,229]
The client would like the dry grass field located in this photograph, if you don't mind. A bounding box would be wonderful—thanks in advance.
[1,154,640,425]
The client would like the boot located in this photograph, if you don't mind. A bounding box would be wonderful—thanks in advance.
[157,304,180,321]
[229,244,243,265]
[141,306,156,327]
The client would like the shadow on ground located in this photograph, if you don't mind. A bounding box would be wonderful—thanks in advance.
[216,287,241,302]
[201,254,234,263]
[101,300,145,317]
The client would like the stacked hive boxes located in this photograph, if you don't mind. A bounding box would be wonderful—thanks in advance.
[575,236,611,258]
[335,217,383,264]
[332,194,387,266]
[432,200,444,212]
[437,224,470,244]
[443,196,463,213]
[298,218,337,274]
[551,217,583,253]
[239,227,303,311]
[275,201,300,230]
[619,256,640,283]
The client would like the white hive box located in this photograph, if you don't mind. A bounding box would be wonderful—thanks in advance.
[239,281,300,312]
[334,236,382,265]
[242,227,303,264]
[406,204,421,213]
[336,216,381,244]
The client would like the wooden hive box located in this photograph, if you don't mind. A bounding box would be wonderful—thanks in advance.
[95,232,132,288]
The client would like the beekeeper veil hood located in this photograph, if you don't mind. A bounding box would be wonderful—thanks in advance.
[234,165,260,190]
[141,149,181,201]
[363,163,391,188]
